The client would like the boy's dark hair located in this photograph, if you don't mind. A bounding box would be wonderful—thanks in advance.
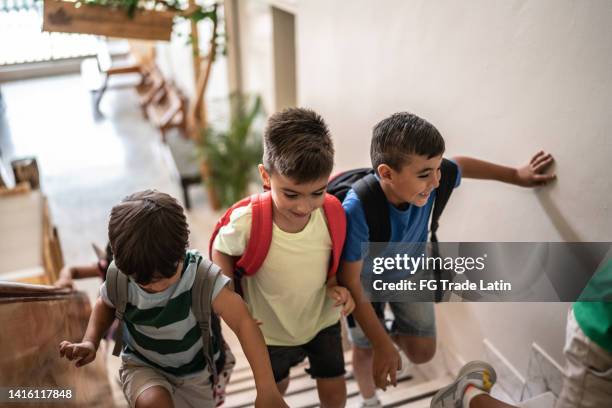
[108,190,189,285]
[263,108,334,183]
[371,112,445,173]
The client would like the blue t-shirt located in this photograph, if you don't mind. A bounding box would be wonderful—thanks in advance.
[342,161,462,262]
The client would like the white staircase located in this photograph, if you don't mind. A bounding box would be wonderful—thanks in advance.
[222,324,451,408]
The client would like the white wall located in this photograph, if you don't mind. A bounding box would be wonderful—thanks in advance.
[236,0,276,112]
[236,0,612,374]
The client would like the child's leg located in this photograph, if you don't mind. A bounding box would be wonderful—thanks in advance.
[468,394,517,408]
[393,334,436,364]
[119,359,174,408]
[136,386,173,408]
[276,377,290,394]
[388,301,436,364]
[267,345,308,395]
[352,345,377,396]
[304,322,347,408]
[316,377,347,408]
[347,319,381,407]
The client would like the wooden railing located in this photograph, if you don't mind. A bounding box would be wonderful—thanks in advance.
[0,282,114,407]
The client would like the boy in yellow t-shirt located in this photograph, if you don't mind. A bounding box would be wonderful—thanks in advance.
[212,108,355,408]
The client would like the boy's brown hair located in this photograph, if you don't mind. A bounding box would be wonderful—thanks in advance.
[371,112,445,173]
[108,190,189,285]
[263,108,334,183]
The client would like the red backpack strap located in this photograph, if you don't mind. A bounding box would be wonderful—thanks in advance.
[322,193,346,279]
[235,192,273,277]
[208,196,252,260]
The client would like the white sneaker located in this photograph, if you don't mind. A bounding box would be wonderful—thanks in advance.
[359,397,383,408]
[430,360,497,408]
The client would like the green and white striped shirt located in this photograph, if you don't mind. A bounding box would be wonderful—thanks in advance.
[100,250,230,377]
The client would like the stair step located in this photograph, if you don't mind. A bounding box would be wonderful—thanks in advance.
[225,367,433,408]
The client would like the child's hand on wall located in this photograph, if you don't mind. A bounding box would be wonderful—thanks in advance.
[514,150,556,187]
[59,340,96,367]
[326,285,356,315]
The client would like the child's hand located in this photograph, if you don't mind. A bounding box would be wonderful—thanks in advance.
[59,340,96,367]
[326,285,356,316]
[515,150,556,187]
[372,340,401,390]
[255,392,289,408]
[54,267,75,290]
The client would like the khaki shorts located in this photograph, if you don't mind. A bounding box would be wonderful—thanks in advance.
[119,358,214,408]
[556,308,612,408]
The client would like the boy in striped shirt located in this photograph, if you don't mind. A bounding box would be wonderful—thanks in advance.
[59,190,287,408]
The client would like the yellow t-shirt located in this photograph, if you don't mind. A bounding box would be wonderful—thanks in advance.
[213,204,341,346]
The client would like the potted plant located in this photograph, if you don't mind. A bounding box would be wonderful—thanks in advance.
[199,94,264,209]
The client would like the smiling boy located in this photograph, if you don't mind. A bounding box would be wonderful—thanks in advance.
[212,108,354,408]
[339,112,556,408]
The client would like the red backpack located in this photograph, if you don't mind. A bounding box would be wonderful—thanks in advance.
[209,191,346,295]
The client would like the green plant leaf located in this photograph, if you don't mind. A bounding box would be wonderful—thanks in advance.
[198,94,265,208]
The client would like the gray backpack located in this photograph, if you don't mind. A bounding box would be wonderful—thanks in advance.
[105,257,232,388]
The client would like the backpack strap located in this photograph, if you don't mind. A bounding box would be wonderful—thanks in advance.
[105,262,128,356]
[192,257,222,383]
[430,158,458,243]
[353,173,391,243]
[430,158,459,302]
[322,194,347,279]
[208,196,252,259]
[232,192,273,294]
[208,193,272,296]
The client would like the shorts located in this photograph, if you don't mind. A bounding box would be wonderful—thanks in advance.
[348,301,436,349]
[556,308,612,408]
[267,322,345,382]
[119,357,214,408]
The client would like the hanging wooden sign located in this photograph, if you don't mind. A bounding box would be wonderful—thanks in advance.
[42,0,175,41]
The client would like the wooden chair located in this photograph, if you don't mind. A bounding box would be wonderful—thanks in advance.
[81,39,157,114]
[145,83,187,142]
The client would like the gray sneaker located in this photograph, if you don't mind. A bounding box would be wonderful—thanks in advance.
[430,360,497,408]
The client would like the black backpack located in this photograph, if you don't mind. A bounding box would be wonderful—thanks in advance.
[327,158,459,303]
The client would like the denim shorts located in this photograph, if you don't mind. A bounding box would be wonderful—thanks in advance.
[347,301,436,349]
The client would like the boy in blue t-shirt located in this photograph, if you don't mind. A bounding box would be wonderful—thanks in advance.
[338,112,556,408]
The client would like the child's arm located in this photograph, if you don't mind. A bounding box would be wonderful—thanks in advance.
[338,259,401,390]
[452,150,556,187]
[59,297,115,367]
[212,249,236,290]
[213,288,288,408]
[55,263,102,289]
